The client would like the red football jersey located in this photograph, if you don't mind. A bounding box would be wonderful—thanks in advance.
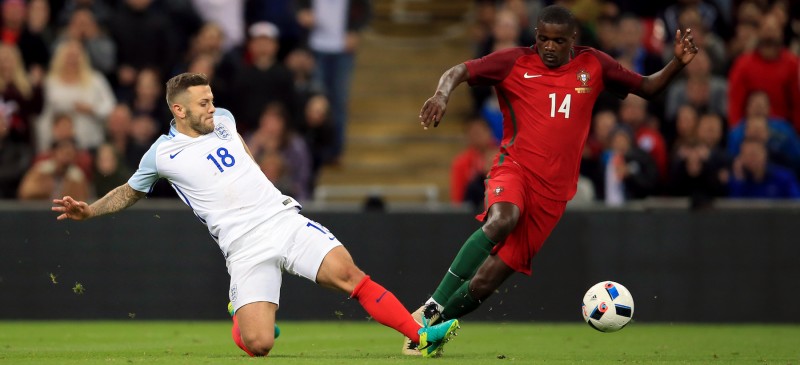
[465,46,642,201]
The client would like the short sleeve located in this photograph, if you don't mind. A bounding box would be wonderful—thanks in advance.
[593,50,643,99]
[465,47,529,86]
[127,136,167,193]
[214,108,236,124]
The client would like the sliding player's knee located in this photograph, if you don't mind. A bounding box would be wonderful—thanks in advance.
[243,333,274,356]
[338,264,366,292]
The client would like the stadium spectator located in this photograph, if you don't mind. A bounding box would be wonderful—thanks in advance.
[18,137,90,200]
[26,0,54,46]
[618,94,668,179]
[1,0,49,73]
[450,116,496,209]
[179,22,239,85]
[729,138,800,199]
[35,40,115,152]
[33,113,93,179]
[472,8,523,117]
[727,1,761,61]
[156,0,204,54]
[296,0,372,163]
[613,14,663,76]
[0,107,31,198]
[126,68,171,131]
[728,15,800,130]
[671,104,700,152]
[477,9,523,57]
[585,110,618,163]
[247,0,304,61]
[728,91,800,159]
[231,22,294,135]
[302,93,334,191]
[604,125,659,206]
[56,0,112,30]
[665,50,727,123]
[668,139,728,209]
[696,112,726,151]
[246,102,311,202]
[108,0,175,96]
[104,103,132,163]
[662,6,727,76]
[185,53,232,111]
[125,114,158,170]
[660,0,729,45]
[92,143,130,197]
[54,7,116,76]
[0,43,43,143]
[500,0,537,47]
[594,13,618,54]
[742,116,800,175]
[581,110,618,199]
[190,0,245,52]
[285,47,321,132]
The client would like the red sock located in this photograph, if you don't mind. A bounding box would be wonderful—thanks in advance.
[231,314,255,357]
[351,275,421,343]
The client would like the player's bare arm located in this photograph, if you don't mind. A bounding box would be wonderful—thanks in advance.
[420,63,469,129]
[52,183,145,221]
[636,29,699,98]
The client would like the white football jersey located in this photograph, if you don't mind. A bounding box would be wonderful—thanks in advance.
[128,108,301,256]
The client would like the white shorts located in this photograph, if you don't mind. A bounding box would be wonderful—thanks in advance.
[226,209,342,312]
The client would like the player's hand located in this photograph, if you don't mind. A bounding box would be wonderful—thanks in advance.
[419,94,448,130]
[52,196,92,221]
[674,29,699,66]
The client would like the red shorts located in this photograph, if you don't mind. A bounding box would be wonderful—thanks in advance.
[476,157,567,275]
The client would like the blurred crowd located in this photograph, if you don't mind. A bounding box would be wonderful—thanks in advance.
[2,0,799,209]
[452,0,800,210]
[0,0,371,202]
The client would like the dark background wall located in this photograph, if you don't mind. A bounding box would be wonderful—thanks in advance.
[1,202,797,322]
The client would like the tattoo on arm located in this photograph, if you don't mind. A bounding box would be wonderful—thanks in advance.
[89,183,145,218]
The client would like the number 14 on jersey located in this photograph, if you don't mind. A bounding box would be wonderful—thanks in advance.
[548,93,571,119]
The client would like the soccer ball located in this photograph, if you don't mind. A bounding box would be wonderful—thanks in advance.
[581,281,634,332]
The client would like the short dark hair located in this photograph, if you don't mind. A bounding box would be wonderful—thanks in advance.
[165,72,209,105]
[537,5,577,32]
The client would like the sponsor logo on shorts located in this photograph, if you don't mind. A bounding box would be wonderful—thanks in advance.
[494,186,504,196]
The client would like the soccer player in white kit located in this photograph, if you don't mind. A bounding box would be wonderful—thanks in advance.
[52,73,459,358]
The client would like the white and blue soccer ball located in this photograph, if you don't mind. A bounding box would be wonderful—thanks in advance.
[581,281,634,332]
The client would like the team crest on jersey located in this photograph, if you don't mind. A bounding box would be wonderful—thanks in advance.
[214,123,232,140]
[494,186,504,196]
[575,69,592,94]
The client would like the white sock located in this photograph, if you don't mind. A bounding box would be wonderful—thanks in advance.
[425,298,444,313]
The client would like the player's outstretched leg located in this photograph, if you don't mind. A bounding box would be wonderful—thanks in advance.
[316,246,461,355]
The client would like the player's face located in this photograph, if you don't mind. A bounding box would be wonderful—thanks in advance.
[534,22,576,68]
[183,85,216,135]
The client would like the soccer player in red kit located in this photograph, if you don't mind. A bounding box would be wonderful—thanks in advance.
[402,5,699,355]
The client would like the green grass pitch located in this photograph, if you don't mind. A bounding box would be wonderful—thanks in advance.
[1,321,798,364]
